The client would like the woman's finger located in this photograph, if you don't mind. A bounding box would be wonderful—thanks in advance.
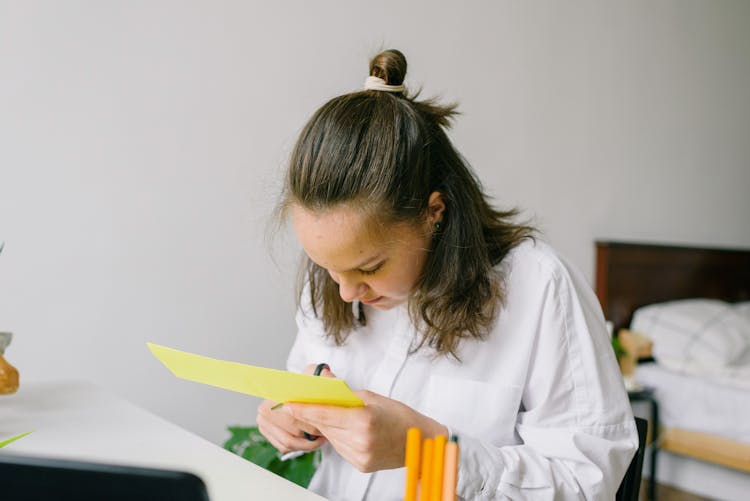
[257,412,325,453]
[287,403,355,430]
[258,400,322,437]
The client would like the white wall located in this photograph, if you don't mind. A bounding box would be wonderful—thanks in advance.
[1,1,749,445]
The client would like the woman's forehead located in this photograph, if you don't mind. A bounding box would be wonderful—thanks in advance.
[291,205,407,270]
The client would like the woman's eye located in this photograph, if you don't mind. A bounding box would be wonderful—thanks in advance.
[359,263,383,276]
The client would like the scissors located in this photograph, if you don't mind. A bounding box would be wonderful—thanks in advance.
[304,362,330,441]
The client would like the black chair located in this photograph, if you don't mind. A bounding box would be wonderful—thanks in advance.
[616,416,649,501]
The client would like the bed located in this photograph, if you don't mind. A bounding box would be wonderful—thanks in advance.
[595,241,750,500]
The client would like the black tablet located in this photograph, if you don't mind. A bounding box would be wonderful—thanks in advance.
[0,453,210,501]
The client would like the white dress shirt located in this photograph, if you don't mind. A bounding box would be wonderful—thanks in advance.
[287,240,637,500]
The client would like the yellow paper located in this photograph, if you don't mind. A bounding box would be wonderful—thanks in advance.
[147,343,364,407]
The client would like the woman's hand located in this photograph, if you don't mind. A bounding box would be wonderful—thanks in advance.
[286,390,448,473]
[256,364,336,454]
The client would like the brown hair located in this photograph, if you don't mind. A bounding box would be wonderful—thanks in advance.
[281,49,534,357]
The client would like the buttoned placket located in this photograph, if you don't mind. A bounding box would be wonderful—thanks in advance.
[344,306,417,501]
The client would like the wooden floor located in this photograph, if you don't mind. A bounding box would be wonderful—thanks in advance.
[640,480,714,501]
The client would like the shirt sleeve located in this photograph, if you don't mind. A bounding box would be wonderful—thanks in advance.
[454,264,638,500]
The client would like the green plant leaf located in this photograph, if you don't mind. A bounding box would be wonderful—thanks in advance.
[0,431,33,448]
[281,451,319,487]
[224,426,319,488]
[245,442,280,469]
[611,336,626,359]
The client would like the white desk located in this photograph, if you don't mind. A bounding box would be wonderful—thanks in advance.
[0,381,325,501]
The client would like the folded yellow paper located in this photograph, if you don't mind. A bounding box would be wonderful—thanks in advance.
[147,343,364,407]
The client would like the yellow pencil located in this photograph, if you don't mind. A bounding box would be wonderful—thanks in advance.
[430,435,447,501]
[441,436,459,501]
[404,428,422,501]
[418,438,434,501]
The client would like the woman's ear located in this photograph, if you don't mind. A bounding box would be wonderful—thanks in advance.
[427,191,446,225]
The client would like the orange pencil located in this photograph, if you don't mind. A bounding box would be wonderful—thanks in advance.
[430,435,447,501]
[418,438,434,501]
[404,427,422,501]
[441,436,459,501]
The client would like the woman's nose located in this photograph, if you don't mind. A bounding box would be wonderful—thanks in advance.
[338,276,366,303]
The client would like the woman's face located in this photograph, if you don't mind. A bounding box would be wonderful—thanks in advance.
[292,204,433,310]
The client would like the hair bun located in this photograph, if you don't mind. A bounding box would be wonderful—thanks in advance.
[369,49,407,86]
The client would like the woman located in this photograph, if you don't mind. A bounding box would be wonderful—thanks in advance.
[257,49,637,500]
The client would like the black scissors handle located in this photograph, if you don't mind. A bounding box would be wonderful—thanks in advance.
[304,363,330,441]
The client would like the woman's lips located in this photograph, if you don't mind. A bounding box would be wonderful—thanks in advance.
[361,296,383,305]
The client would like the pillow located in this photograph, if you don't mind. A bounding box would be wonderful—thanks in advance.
[734,301,750,323]
[630,299,750,367]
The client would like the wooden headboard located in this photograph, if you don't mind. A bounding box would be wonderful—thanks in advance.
[595,241,750,332]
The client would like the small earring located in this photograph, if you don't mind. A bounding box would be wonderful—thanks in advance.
[435,221,442,232]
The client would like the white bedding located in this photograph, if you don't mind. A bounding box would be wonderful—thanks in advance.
[630,299,750,368]
[656,353,750,391]
[636,362,750,444]
[630,298,750,394]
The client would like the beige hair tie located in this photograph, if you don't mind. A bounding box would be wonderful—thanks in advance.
[364,75,405,93]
